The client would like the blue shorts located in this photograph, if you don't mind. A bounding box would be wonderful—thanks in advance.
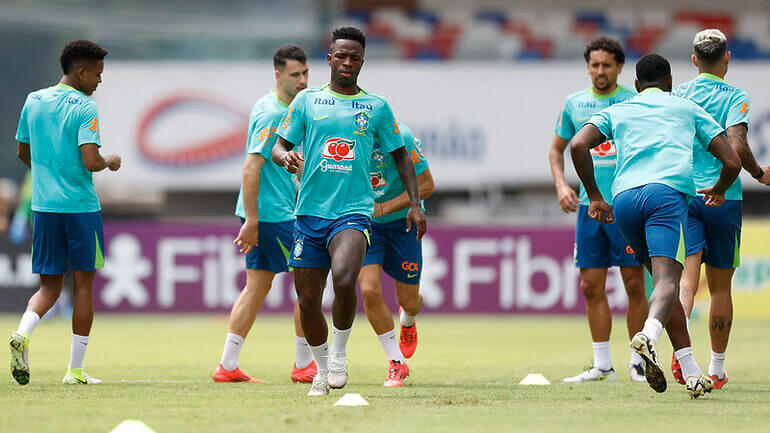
[240,219,294,273]
[612,183,688,267]
[362,219,422,284]
[685,199,742,269]
[575,205,638,268]
[32,211,105,275]
[289,214,371,269]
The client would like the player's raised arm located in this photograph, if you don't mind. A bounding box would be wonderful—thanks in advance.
[698,133,741,206]
[570,123,612,223]
[549,134,579,213]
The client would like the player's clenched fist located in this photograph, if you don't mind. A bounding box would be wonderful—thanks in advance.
[106,154,121,171]
[282,151,304,174]
[587,199,613,224]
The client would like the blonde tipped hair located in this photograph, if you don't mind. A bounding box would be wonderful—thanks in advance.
[693,29,727,64]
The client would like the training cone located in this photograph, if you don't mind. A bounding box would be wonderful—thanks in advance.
[109,421,157,433]
[519,374,551,385]
[334,393,370,406]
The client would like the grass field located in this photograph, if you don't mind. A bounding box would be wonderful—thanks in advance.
[1,314,768,433]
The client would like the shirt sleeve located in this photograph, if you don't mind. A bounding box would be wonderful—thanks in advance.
[726,91,750,129]
[77,100,102,147]
[400,124,428,176]
[15,97,30,143]
[277,91,306,147]
[693,103,725,150]
[376,100,404,154]
[554,100,576,141]
[244,111,276,159]
[586,109,612,142]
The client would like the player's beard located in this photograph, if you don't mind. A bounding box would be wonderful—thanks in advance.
[333,72,357,89]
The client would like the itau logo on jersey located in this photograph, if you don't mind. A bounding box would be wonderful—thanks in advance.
[323,138,356,161]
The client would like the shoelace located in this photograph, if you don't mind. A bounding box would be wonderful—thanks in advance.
[387,361,404,379]
[402,328,416,343]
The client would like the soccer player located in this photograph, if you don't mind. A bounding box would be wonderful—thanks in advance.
[672,29,770,389]
[549,37,648,382]
[272,27,427,396]
[213,45,317,383]
[570,53,741,398]
[9,40,120,385]
[358,122,434,387]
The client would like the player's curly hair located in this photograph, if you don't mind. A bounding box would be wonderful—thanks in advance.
[636,53,671,84]
[331,27,366,49]
[274,45,307,69]
[583,37,625,65]
[60,39,108,74]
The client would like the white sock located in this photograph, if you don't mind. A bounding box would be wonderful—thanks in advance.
[68,334,89,370]
[641,318,663,344]
[17,311,40,336]
[309,342,329,375]
[219,333,244,371]
[399,309,416,327]
[330,326,352,356]
[592,341,612,371]
[709,350,726,377]
[377,329,405,363]
[294,336,313,369]
[675,347,702,379]
[630,350,643,366]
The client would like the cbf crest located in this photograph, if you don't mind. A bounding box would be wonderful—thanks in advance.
[355,112,369,132]
[372,150,389,169]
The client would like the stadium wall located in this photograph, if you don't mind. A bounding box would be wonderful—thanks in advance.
[92,61,770,192]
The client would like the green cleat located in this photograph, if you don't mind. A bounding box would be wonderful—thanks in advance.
[62,368,102,385]
[9,332,30,385]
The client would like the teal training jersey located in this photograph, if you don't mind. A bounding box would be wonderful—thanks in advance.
[673,73,750,200]
[235,91,297,223]
[278,84,404,219]
[15,83,102,213]
[555,85,636,205]
[587,88,725,199]
[371,122,429,224]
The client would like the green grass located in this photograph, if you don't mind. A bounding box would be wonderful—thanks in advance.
[1,314,768,433]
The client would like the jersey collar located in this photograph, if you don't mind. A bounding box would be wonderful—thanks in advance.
[54,83,79,92]
[323,84,366,99]
[698,72,726,83]
[639,87,664,94]
[590,85,621,99]
[271,90,290,107]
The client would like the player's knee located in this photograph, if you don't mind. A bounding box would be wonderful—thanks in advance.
[580,279,604,300]
[395,288,421,313]
[623,279,646,301]
[332,270,358,292]
[359,283,382,305]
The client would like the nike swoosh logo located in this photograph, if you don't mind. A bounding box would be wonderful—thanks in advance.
[407,273,417,278]
[347,222,359,226]
[577,117,590,122]
[313,116,329,121]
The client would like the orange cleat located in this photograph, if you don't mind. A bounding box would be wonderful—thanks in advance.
[383,360,410,388]
[671,353,686,385]
[709,372,729,389]
[212,364,264,383]
[291,360,317,383]
[399,308,418,359]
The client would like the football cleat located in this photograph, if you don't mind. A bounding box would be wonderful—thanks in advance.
[383,360,410,388]
[629,363,646,382]
[671,352,686,385]
[686,375,714,399]
[291,360,317,383]
[709,372,729,389]
[327,353,348,389]
[630,332,667,393]
[398,308,418,359]
[62,368,102,384]
[9,332,30,385]
[212,364,264,383]
[563,366,616,383]
[307,372,330,396]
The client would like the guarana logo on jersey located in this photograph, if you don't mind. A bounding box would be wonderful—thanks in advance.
[371,172,387,190]
[355,112,369,132]
[590,140,616,158]
[322,138,356,162]
[136,93,248,166]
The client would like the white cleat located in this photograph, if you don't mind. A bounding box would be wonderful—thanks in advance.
[630,332,666,393]
[62,368,102,384]
[327,353,348,389]
[563,367,616,383]
[307,372,330,396]
[686,375,714,399]
[629,363,646,382]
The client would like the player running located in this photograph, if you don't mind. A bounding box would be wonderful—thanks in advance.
[10,40,120,385]
[570,54,741,398]
[358,122,434,388]
[671,29,770,389]
[213,45,318,384]
[272,27,427,396]
[549,37,648,383]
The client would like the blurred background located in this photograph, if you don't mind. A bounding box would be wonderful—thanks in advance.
[1,0,770,320]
